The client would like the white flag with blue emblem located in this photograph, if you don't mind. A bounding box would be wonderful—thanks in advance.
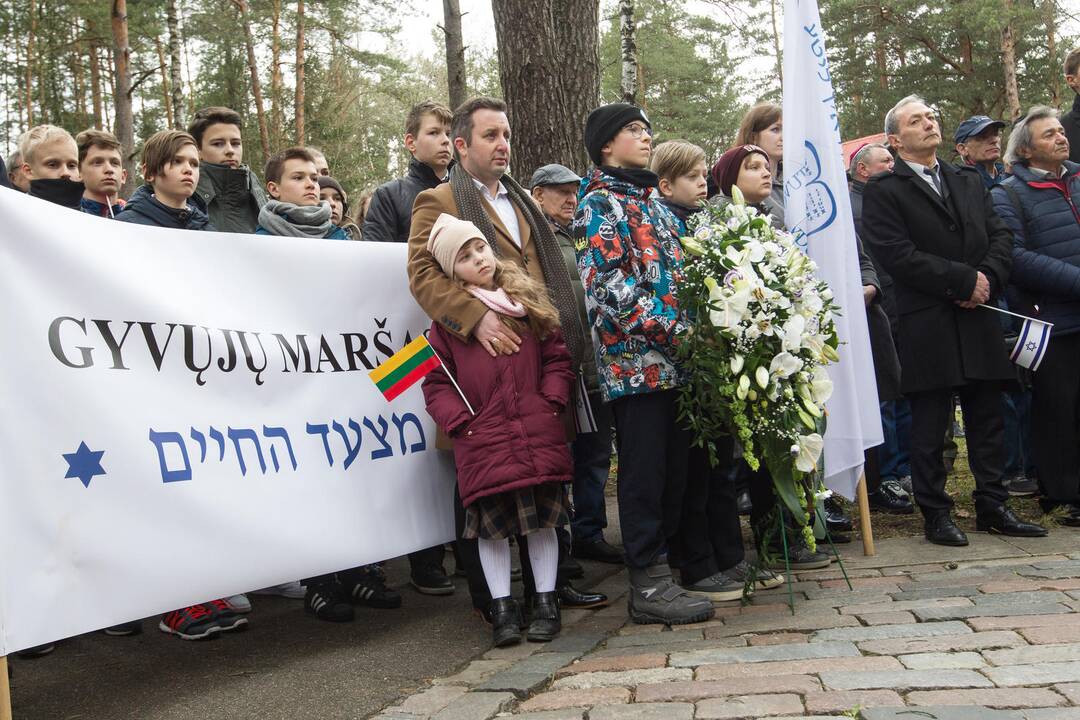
[782,0,883,499]
[1010,317,1053,371]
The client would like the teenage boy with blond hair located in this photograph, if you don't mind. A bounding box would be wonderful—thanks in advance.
[76,129,127,217]
[20,124,82,208]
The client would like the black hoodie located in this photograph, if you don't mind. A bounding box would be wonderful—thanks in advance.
[361,156,449,242]
[115,185,215,231]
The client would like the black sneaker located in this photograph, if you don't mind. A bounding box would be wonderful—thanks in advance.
[341,567,402,609]
[102,620,142,636]
[159,604,224,640]
[572,537,625,564]
[766,544,832,571]
[16,642,56,658]
[684,571,744,602]
[411,564,454,596]
[1007,476,1039,498]
[305,583,355,622]
[869,479,915,514]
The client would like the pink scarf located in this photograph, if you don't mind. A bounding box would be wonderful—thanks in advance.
[467,285,527,317]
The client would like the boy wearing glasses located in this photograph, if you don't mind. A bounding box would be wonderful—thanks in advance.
[574,103,713,626]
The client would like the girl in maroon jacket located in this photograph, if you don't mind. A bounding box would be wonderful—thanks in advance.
[422,213,575,647]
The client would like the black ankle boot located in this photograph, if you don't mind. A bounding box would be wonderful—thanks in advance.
[490,597,522,647]
[526,591,561,642]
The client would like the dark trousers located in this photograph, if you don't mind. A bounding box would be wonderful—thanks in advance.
[879,398,911,481]
[610,389,691,570]
[1002,389,1036,479]
[1031,332,1080,505]
[570,393,613,543]
[674,436,774,586]
[908,382,1009,519]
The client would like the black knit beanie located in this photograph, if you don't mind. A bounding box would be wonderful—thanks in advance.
[317,175,349,216]
[584,103,651,166]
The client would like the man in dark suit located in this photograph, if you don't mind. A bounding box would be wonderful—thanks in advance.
[863,95,1047,546]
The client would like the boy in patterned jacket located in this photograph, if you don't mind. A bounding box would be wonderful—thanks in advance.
[574,103,714,626]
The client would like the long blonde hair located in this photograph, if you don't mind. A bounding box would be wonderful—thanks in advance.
[476,259,561,339]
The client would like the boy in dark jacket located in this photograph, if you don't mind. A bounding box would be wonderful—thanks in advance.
[255,147,347,240]
[116,130,214,231]
[76,129,127,218]
[575,104,713,626]
[362,100,453,243]
[188,106,267,233]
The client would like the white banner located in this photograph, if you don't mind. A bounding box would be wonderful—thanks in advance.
[0,188,456,654]
[783,0,884,499]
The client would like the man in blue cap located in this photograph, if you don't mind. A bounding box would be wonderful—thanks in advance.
[955,115,1007,188]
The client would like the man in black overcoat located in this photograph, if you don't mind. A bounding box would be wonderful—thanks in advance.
[862,95,1047,546]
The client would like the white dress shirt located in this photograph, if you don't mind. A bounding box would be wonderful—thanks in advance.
[472,176,522,248]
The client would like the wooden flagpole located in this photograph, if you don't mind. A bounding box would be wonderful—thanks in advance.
[856,472,876,556]
[1,654,12,720]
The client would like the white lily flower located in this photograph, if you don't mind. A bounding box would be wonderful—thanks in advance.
[769,351,803,378]
[782,314,806,353]
[794,433,824,473]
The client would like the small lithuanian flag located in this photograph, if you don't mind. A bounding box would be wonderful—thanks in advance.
[369,335,443,401]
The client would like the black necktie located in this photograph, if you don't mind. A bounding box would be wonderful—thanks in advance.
[923,166,943,196]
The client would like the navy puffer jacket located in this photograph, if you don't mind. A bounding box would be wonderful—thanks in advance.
[991,161,1080,335]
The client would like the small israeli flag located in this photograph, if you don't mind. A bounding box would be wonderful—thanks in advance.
[1010,316,1053,371]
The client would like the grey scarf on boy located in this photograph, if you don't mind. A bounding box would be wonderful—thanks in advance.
[449,164,585,370]
[258,199,336,238]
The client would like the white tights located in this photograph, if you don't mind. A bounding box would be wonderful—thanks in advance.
[477,527,559,599]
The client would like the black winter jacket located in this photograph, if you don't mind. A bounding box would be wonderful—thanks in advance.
[362,157,447,242]
[1065,94,1080,165]
[115,185,215,231]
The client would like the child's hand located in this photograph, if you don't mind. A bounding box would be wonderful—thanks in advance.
[474,310,521,357]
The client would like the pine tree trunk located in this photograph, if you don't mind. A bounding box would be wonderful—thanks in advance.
[236,0,271,157]
[492,0,600,179]
[155,38,175,128]
[1046,0,1059,107]
[294,0,306,145]
[26,0,36,126]
[442,0,468,110]
[112,0,136,196]
[167,0,185,128]
[89,40,103,128]
[73,25,87,128]
[770,0,783,85]
[1000,0,1021,121]
[270,0,284,146]
[619,0,637,104]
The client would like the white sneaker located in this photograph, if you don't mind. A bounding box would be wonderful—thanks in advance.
[224,593,252,613]
[252,581,306,599]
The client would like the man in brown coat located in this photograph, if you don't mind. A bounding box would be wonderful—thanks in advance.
[408,96,603,618]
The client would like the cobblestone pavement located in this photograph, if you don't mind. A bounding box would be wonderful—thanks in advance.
[372,530,1080,720]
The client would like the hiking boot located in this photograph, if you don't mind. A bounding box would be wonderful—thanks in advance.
[159,604,223,640]
[526,591,561,642]
[304,583,355,622]
[490,596,523,647]
[341,566,402,609]
[628,564,715,626]
[725,559,784,589]
[684,571,744,602]
[206,599,250,632]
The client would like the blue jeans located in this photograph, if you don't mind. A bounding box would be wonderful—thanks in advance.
[879,398,912,481]
[1002,390,1036,479]
[570,392,613,543]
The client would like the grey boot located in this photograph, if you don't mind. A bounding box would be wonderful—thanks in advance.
[628,563,715,626]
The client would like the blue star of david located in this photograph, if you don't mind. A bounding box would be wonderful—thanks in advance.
[1026,341,1038,352]
[63,442,106,488]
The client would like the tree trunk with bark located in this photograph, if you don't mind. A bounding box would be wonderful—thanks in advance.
[270,0,284,146]
[770,0,783,85]
[1045,0,1059,107]
[492,0,600,179]
[155,38,175,128]
[167,0,185,128]
[442,0,468,110]
[112,0,136,196]
[294,0,306,145]
[1000,0,1021,121]
[236,0,271,157]
[89,39,103,128]
[619,0,637,104]
[26,0,36,125]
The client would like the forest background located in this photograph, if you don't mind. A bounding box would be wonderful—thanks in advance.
[0,0,1077,199]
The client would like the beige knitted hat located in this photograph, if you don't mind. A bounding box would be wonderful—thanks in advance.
[427,213,486,279]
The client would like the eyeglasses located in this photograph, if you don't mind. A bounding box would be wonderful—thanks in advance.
[622,123,652,138]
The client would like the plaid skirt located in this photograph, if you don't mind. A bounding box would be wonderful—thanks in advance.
[463,483,569,540]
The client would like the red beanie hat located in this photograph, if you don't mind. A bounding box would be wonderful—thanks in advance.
[711,144,770,198]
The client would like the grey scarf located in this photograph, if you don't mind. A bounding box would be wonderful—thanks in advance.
[449,165,585,370]
[258,200,336,238]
